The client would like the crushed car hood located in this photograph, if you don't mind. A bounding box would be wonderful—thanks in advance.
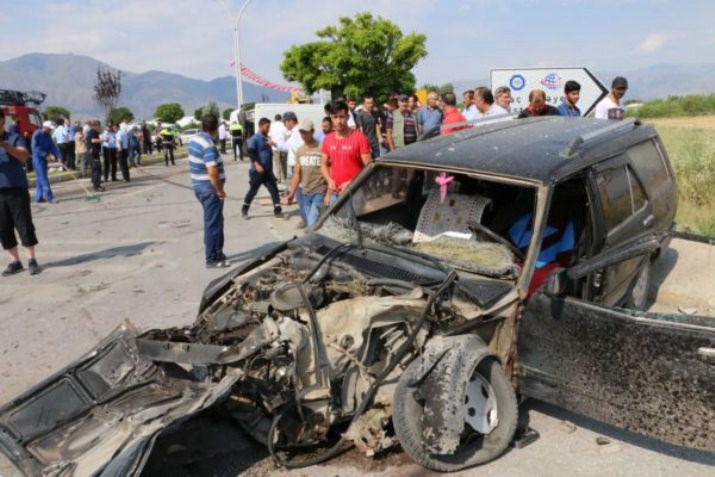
[0,322,240,477]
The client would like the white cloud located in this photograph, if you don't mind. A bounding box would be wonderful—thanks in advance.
[640,33,670,53]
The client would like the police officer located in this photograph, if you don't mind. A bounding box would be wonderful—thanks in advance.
[229,120,244,161]
[159,125,176,166]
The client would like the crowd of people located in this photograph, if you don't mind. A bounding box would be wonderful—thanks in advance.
[2,75,631,273]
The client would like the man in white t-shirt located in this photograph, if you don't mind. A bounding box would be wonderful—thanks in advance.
[268,114,288,182]
[595,76,628,120]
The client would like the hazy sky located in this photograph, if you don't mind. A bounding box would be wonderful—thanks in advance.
[1,0,713,86]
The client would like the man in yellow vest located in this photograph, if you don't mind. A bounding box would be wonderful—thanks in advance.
[229,121,244,161]
[159,126,176,166]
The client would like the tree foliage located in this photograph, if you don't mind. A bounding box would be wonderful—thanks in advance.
[108,107,134,125]
[420,83,455,95]
[194,101,221,120]
[154,103,185,124]
[44,105,71,123]
[280,12,427,100]
[93,67,122,120]
[223,108,235,121]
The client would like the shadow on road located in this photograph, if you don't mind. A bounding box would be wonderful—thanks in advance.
[141,410,269,477]
[42,241,157,268]
[526,399,715,466]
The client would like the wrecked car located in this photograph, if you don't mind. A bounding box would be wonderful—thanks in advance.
[1,117,713,475]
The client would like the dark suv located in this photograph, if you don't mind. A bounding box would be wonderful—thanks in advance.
[1,117,711,476]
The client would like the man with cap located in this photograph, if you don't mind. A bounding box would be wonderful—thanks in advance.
[0,108,42,275]
[31,120,62,203]
[595,77,628,120]
[286,119,326,227]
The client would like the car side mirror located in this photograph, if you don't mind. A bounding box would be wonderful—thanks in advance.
[545,268,568,297]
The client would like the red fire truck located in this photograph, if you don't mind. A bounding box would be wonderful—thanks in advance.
[0,89,46,138]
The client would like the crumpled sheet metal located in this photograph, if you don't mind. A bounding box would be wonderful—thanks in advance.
[0,321,241,477]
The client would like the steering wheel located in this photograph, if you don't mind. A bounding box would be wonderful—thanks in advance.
[467,220,525,261]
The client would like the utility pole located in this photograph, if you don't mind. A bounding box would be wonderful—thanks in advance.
[232,0,254,109]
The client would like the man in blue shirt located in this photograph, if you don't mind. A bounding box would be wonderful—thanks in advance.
[189,114,228,268]
[0,109,41,275]
[31,121,62,203]
[558,80,582,117]
[242,117,282,219]
[416,91,443,140]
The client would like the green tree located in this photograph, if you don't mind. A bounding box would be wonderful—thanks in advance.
[194,107,203,121]
[154,103,185,123]
[223,108,235,121]
[44,105,71,123]
[108,106,134,124]
[420,83,454,95]
[202,100,220,118]
[280,12,427,100]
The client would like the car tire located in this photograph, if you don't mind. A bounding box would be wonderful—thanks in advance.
[626,255,655,310]
[393,356,518,472]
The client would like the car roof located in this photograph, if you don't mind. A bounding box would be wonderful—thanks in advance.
[379,117,659,185]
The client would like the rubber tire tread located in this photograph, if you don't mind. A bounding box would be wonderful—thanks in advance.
[393,357,518,472]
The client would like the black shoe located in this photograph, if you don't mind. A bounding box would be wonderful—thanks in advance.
[28,259,41,275]
[2,261,24,276]
[241,208,249,218]
[274,210,284,219]
[94,186,105,192]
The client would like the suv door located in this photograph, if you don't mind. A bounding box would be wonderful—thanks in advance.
[591,156,654,306]
[518,286,715,451]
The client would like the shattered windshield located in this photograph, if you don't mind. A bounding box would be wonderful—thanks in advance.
[317,165,533,279]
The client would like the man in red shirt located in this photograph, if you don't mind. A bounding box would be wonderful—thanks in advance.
[321,100,372,202]
[440,92,468,135]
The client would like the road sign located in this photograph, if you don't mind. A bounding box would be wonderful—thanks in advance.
[490,67,608,117]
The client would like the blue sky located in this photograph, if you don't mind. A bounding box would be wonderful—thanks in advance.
[0,0,713,86]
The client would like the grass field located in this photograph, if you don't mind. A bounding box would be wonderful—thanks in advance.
[647,116,715,236]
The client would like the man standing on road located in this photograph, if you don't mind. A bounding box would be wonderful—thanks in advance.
[356,95,382,157]
[494,86,513,112]
[595,76,628,120]
[416,91,443,140]
[268,114,288,183]
[0,109,41,276]
[441,92,468,135]
[141,122,153,155]
[558,80,582,117]
[321,100,371,202]
[159,125,176,165]
[52,119,70,169]
[518,90,561,118]
[286,120,327,227]
[474,86,509,117]
[116,124,131,182]
[243,117,283,219]
[279,111,301,183]
[218,121,227,155]
[103,123,118,182]
[85,120,104,192]
[31,121,62,203]
[189,114,229,269]
[229,120,244,161]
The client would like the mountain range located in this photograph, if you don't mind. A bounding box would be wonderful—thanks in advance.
[2,53,715,119]
[0,53,289,119]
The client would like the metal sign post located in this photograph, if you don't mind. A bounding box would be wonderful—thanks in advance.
[490,68,608,116]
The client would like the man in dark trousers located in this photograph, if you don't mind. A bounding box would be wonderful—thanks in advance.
[159,125,176,165]
[242,117,282,219]
[229,120,244,161]
[85,120,104,192]
[0,108,41,275]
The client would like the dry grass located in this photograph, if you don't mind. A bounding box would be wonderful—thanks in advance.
[647,115,715,130]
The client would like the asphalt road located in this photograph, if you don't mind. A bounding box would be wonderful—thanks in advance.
[0,157,713,476]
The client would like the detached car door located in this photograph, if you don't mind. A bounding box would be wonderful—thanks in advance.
[518,283,714,451]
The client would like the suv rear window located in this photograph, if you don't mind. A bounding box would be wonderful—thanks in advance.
[596,163,647,231]
[628,140,670,191]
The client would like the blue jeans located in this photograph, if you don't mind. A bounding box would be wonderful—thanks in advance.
[194,187,225,264]
[302,191,325,227]
[371,144,380,159]
[32,157,54,203]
